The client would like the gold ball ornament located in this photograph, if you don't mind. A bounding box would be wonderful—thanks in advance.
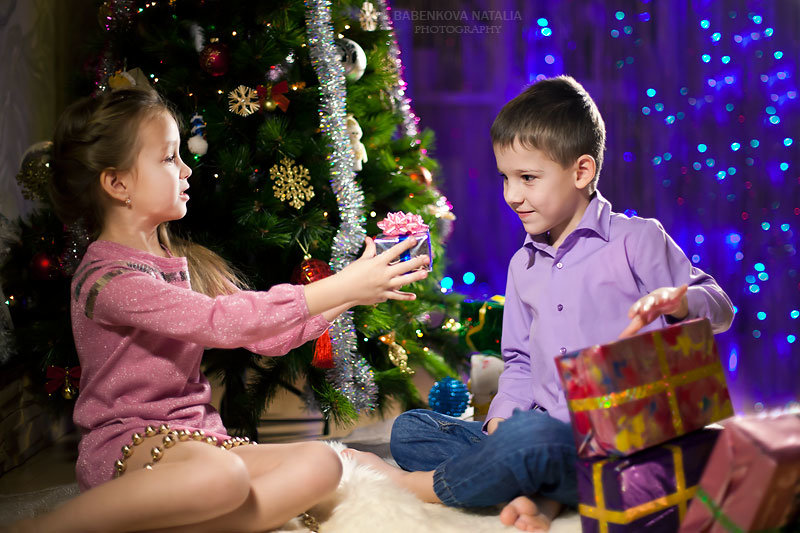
[262,99,277,112]
[61,382,77,399]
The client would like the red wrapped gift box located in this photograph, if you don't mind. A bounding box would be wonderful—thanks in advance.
[679,413,800,532]
[555,318,733,458]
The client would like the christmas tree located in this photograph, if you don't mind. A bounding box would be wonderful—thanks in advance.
[1,0,463,439]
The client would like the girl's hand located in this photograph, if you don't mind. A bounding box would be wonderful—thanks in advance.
[618,284,689,339]
[304,237,430,317]
[339,236,430,306]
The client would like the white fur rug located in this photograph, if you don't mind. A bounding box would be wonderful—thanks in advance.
[276,442,580,533]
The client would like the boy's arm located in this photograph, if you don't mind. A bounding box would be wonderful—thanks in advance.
[483,265,536,432]
[632,219,734,333]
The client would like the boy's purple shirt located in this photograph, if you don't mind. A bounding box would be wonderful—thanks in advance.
[484,191,734,430]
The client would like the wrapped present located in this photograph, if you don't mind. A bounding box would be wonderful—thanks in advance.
[459,296,504,355]
[374,212,432,271]
[555,318,733,458]
[679,413,800,532]
[579,428,720,533]
[468,354,504,421]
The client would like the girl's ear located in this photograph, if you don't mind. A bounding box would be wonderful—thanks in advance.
[574,154,596,190]
[99,169,129,203]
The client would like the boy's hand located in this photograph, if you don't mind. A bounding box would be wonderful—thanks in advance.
[619,284,689,339]
[486,417,505,435]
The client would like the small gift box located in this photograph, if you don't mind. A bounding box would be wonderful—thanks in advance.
[579,428,720,533]
[555,318,733,458]
[679,413,800,532]
[374,212,432,271]
[459,296,505,355]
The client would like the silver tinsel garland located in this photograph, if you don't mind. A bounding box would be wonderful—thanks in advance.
[374,0,419,138]
[305,0,377,412]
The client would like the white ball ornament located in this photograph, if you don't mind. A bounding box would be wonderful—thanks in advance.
[334,38,367,82]
[187,135,208,156]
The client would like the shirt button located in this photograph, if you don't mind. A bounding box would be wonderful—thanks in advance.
[560,347,567,355]
[556,262,564,269]
[557,304,564,312]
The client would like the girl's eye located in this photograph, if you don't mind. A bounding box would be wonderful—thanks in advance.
[165,155,176,163]
[522,174,537,182]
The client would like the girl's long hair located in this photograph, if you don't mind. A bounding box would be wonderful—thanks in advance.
[50,88,245,296]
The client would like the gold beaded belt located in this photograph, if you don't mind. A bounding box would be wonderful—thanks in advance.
[114,424,256,477]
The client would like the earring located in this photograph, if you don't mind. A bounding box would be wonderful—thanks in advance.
[125,197,131,207]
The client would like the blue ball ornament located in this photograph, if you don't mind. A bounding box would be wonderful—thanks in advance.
[428,377,469,417]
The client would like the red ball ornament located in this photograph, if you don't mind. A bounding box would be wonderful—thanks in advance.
[291,258,333,285]
[31,252,55,280]
[291,258,335,369]
[199,42,230,77]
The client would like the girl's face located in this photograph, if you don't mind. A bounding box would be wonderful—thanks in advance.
[124,112,192,225]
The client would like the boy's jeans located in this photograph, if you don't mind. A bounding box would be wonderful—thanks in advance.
[390,408,578,508]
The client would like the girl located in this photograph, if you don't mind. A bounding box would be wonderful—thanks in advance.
[9,88,429,532]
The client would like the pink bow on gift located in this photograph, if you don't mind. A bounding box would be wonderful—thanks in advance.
[377,212,429,236]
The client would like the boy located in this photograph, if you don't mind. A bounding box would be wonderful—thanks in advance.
[346,76,734,531]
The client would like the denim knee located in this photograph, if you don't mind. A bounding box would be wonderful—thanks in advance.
[497,410,575,448]
[391,409,430,445]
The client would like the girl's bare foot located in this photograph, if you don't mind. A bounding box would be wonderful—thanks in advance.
[499,495,561,532]
[341,449,406,483]
[342,449,439,503]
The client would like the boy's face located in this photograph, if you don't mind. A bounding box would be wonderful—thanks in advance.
[495,140,584,238]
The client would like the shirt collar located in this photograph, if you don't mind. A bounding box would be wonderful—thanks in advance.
[523,191,612,252]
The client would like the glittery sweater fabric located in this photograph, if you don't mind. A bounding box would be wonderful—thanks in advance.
[71,240,330,491]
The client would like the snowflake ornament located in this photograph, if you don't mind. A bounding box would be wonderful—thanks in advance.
[269,156,315,209]
[359,1,378,31]
[228,85,260,116]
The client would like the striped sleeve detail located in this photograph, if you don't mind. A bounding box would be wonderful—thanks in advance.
[84,269,129,319]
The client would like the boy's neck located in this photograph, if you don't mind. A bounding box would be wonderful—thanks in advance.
[547,194,592,250]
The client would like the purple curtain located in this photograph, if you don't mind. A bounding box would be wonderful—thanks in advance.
[392,0,799,412]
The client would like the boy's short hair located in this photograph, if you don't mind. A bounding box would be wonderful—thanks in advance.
[491,75,606,194]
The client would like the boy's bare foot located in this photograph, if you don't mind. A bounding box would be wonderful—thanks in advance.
[499,495,561,532]
[342,449,440,503]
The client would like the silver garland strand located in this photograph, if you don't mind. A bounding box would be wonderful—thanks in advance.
[305,0,376,412]
[374,0,419,138]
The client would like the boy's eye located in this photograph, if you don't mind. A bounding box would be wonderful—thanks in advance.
[164,155,176,163]
[521,174,535,182]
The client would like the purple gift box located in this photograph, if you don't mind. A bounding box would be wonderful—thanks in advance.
[578,428,720,533]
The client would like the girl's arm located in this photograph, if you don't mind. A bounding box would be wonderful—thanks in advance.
[79,237,429,353]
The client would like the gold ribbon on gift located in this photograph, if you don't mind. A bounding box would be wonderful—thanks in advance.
[464,295,505,352]
[579,444,695,532]
[567,331,729,439]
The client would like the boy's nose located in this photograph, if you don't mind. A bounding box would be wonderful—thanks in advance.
[504,180,523,204]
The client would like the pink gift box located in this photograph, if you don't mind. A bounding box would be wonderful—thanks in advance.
[679,412,800,532]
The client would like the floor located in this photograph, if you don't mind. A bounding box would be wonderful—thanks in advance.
[0,370,436,495]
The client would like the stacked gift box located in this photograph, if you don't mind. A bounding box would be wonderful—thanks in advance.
[556,318,735,532]
[679,411,800,532]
